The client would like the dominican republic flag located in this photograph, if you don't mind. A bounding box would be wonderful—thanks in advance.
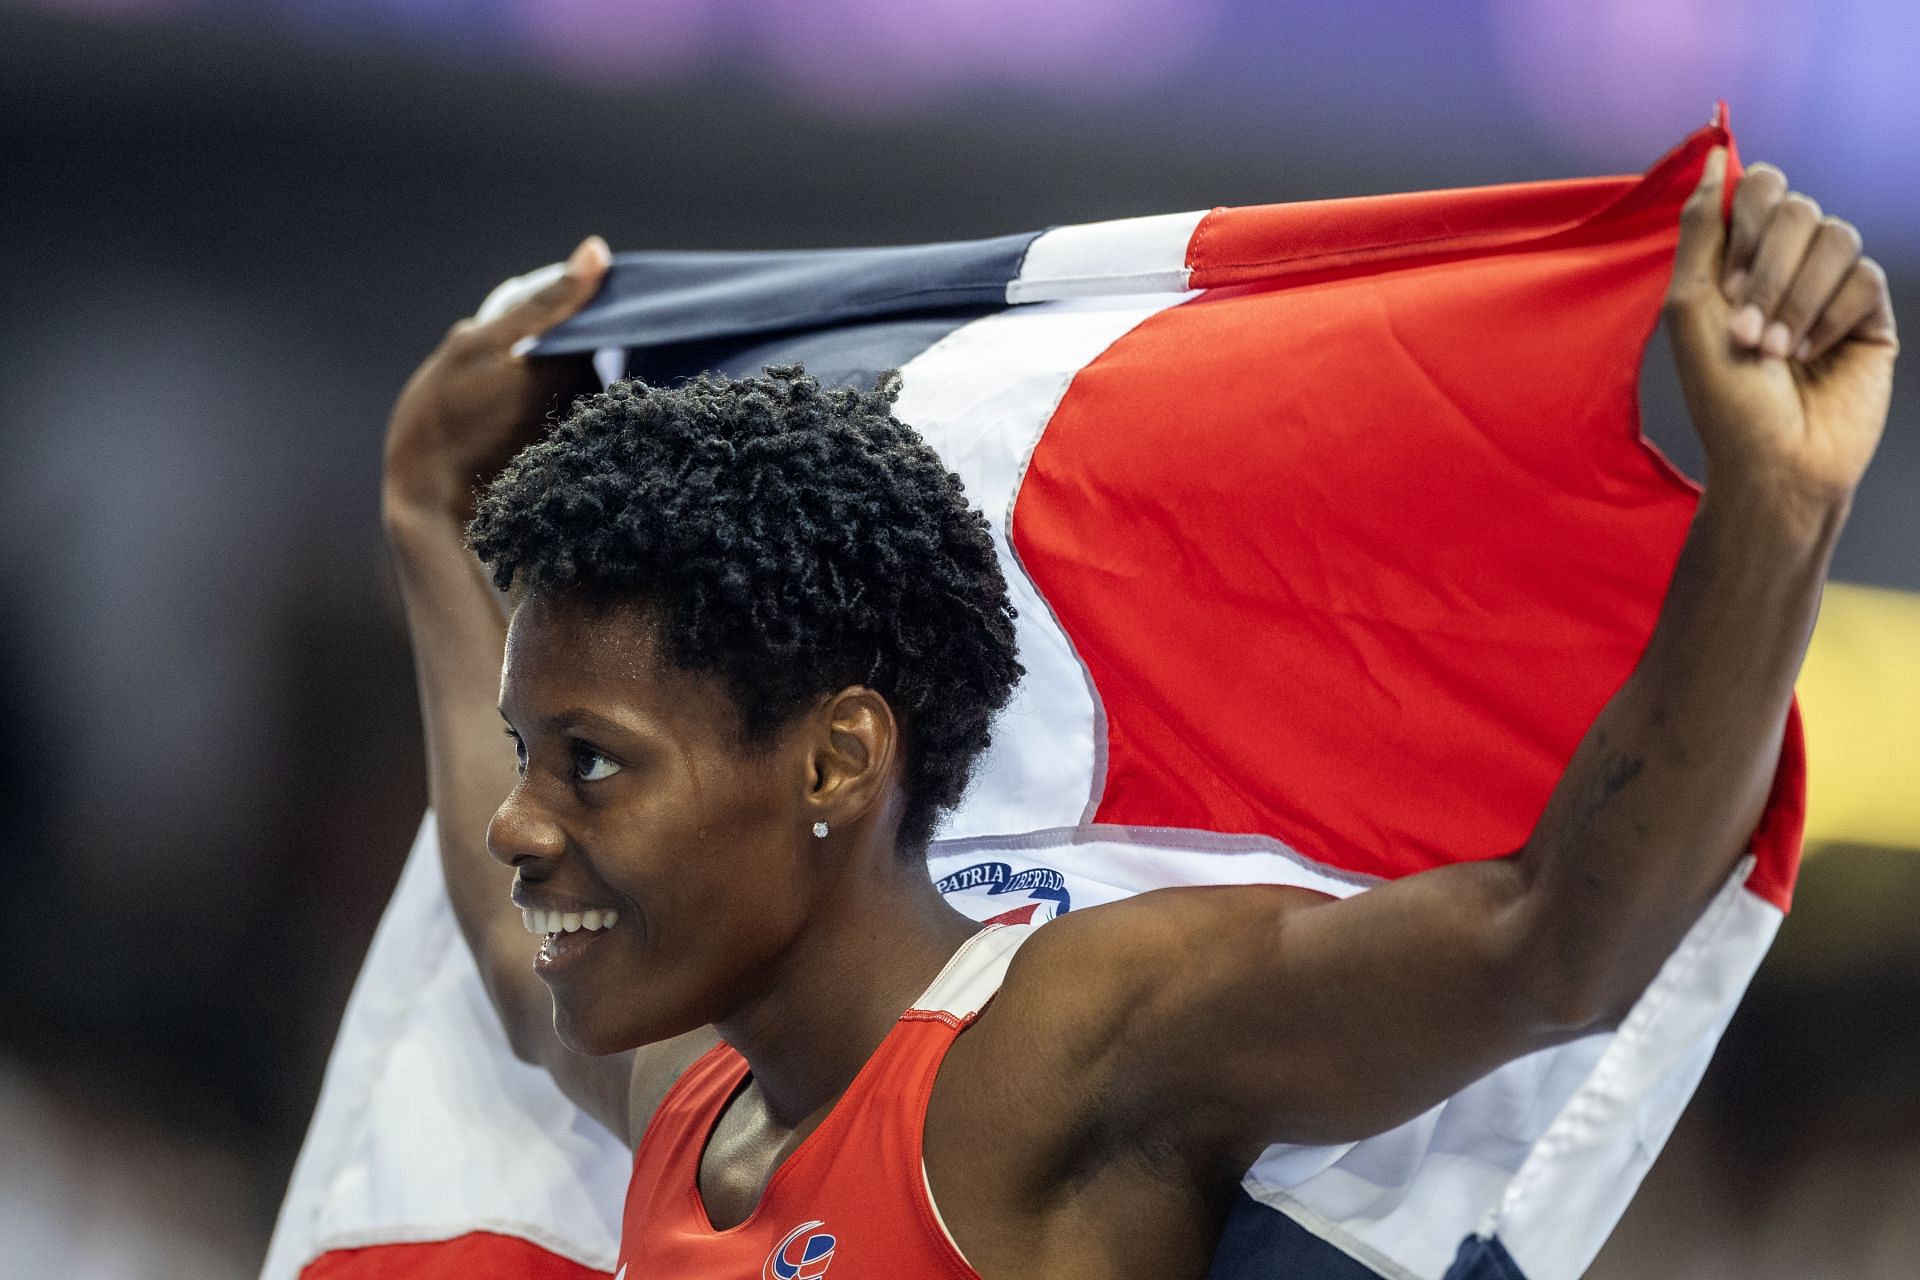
[263,108,1802,1280]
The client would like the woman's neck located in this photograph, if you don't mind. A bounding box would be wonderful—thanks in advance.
[713,840,981,1129]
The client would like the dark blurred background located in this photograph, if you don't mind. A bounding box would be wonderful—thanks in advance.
[2,1,1916,1275]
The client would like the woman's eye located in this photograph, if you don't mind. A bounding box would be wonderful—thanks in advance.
[572,745,621,783]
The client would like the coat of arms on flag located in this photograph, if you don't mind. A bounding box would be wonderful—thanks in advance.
[265,107,1803,1280]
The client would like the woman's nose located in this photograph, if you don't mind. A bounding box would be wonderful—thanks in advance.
[486,782,567,868]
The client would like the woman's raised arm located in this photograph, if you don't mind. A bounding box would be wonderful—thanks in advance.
[380,238,645,1138]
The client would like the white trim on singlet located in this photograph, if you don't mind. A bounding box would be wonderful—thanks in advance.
[923,1157,971,1267]
[909,923,1040,1019]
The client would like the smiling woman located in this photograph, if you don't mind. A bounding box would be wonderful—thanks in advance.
[467,368,1024,858]
[483,581,977,1064]
[456,360,1036,1082]
[379,257,1032,1112]
[376,258,1094,1270]
[465,367,1029,1071]
[360,128,1899,1275]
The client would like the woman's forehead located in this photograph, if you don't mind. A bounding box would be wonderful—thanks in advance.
[502,593,725,731]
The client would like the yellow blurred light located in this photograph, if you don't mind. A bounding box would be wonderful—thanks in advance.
[1795,582,1920,852]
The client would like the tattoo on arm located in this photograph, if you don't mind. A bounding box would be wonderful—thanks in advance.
[1565,736,1648,892]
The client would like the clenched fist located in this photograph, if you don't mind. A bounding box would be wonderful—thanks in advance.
[1664,148,1898,527]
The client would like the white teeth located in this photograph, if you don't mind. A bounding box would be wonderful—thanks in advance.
[519,906,618,934]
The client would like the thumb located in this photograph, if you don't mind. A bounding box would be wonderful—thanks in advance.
[473,236,612,348]
[1670,147,1730,300]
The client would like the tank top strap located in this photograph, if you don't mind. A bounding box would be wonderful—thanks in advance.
[761,921,1044,1156]
[901,922,1040,1027]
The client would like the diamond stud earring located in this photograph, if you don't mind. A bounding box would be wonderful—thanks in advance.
[812,821,829,838]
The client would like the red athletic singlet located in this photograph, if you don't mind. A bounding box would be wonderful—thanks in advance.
[614,923,1039,1279]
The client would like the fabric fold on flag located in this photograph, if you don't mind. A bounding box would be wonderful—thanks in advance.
[265,106,1800,1280]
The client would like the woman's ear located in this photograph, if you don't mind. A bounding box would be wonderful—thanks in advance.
[804,686,900,831]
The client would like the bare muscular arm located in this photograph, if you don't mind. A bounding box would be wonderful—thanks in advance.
[1045,149,1900,1167]
[381,240,714,1142]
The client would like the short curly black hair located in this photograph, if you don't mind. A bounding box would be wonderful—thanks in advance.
[466,365,1024,855]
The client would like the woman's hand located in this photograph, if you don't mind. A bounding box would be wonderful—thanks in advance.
[1664,149,1898,527]
[383,235,612,523]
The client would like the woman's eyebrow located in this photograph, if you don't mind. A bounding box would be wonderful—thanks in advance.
[527,707,658,741]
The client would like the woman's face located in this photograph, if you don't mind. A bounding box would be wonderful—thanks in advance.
[491,591,820,1056]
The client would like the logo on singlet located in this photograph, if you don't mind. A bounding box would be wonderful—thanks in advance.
[935,860,1072,925]
[763,1220,836,1280]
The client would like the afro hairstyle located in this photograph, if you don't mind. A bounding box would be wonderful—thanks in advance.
[465,365,1024,855]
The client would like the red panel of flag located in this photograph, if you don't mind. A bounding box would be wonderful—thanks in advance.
[1012,113,1802,909]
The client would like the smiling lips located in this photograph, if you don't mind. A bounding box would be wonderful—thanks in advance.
[521,907,620,936]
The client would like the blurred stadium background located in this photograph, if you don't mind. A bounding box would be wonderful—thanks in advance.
[0,1,1914,1275]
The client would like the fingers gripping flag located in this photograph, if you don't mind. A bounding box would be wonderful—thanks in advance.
[265,110,1802,1280]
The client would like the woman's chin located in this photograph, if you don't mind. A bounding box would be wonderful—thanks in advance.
[553,1000,683,1056]
[552,1007,625,1056]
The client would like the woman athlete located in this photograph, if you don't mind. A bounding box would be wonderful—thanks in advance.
[379,149,1895,1278]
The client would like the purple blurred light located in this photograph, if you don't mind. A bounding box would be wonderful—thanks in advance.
[9,0,190,17]
[1489,0,1819,165]
[491,0,1222,106]
[744,0,1222,107]
[507,0,715,81]
[7,0,1915,253]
